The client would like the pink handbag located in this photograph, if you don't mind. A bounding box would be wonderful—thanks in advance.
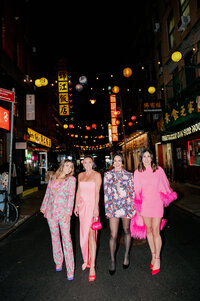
[91,217,102,230]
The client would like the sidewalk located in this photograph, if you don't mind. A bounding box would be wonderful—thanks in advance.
[0,186,46,241]
[171,181,200,217]
[0,181,199,241]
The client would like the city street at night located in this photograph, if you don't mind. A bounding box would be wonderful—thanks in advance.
[1,1,200,300]
[0,197,200,301]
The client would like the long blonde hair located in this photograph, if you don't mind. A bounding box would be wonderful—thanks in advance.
[53,159,74,179]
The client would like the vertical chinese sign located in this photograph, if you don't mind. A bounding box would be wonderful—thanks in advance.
[110,94,118,142]
[58,71,69,116]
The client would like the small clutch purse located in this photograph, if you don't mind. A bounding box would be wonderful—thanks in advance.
[91,217,102,230]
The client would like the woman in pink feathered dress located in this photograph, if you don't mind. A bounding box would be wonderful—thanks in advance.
[131,149,177,275]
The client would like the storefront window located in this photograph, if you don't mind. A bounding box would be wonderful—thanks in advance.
[188,139,200,166]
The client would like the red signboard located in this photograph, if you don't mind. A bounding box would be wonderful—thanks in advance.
[0,106,9,130]
[0,88,15,103]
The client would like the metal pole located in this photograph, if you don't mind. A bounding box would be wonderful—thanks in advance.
[7,89,15,197]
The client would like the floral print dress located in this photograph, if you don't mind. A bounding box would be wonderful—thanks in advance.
[104,168,135,218]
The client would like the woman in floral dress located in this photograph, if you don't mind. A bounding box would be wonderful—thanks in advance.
[104,153,135,275]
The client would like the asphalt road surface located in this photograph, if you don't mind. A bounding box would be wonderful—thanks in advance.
[0,205,200,301]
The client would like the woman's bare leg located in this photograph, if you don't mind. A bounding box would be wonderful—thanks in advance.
[152,217,162,270]
[143,216,155,266]
[88,228,97,276]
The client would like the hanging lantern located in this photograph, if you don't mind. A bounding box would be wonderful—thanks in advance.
[86,126,91,131]
[112,86,120,94]
[116,120,120,125]
[131,115,137,121]
[123,67,132,78]
[92,123,97,129]
[75,84,83,92]
[128,121,133,126]
[75,134,78,138]
[79,76,88,85]
[40,77,48,86]
[63,124,68,129]
[35,79,42,87]
[171,51,182,63]
[69,124,74,129]
[90,98,96,104]
[148,86,156,94]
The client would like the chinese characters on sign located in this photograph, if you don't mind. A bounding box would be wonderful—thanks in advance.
[143,101,162,112]
[26,94,35,120]
[110,94,118,142]
[164,99,199,128]
[58,71,69,116]
[27,128,51,148]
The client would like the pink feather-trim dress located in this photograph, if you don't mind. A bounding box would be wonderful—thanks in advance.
[133,166,177,218]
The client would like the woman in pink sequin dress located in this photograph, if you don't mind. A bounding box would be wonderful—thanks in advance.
[132,149,177,275]
[74,156,102,282]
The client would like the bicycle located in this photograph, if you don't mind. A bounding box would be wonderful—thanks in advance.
[0,190,19,230]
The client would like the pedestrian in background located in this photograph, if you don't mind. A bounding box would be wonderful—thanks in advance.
[40,159,76,280]
[74,156,102,282]
[104,152,135,275]
[131,149,177,275]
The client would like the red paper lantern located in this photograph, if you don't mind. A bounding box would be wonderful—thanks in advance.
[131,115,137,121]
[128,122,133,126]
[92,123,97,129]
[69,124,74,129]
[86,126,91,130]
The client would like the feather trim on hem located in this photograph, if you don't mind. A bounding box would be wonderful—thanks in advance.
[130,213,166,239]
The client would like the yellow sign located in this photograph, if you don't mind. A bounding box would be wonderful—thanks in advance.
[59,93,69,104]
[27,128,51,147]
[58,82,68,92]
[58,71,68,81]
[59,104,69,115]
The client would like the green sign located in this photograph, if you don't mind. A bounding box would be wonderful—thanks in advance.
[164,98,200,129]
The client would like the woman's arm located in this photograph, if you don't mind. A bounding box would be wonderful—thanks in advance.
[93,172,102,218]
[74,173,81,216]
[103,172,113,218]
[40,179,52,214]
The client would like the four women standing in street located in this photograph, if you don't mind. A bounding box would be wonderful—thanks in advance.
[41,150,176,280]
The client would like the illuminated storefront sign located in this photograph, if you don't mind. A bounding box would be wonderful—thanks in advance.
[110,94,118,141]
[164,98,199,129]
[162,121,200,142]
[58,71,69,116]
[143,101,162,112]
[27,128,51,147]
[0,106,9,130]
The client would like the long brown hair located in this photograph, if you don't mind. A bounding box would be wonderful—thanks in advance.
[53,159,74,179]
[138,149,158,172]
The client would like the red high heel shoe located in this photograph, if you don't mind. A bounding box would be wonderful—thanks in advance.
[150,252,155,269]
[88,275,96,281]
[86,263,90,268]
[152,257,160,275]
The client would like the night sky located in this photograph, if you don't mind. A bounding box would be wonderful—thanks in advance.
[19,0,152,138]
